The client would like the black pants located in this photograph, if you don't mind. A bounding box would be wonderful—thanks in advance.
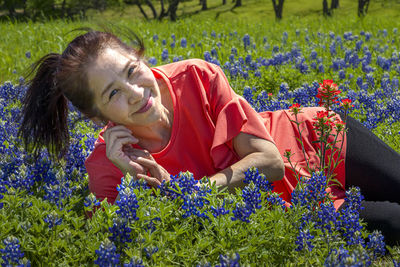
[341,114,400,246]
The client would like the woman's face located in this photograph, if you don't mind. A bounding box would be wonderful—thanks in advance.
[87,47,164,129]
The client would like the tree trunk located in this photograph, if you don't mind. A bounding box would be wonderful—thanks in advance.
[137,3,149,20]
[158,0,167,19]
[234,0,241,7]
[168,0,180,21]
[145,0,157,18]
[4,0,16,17]
[322,0,331,16]
[271,0,284,20]
[202,0,207,10]
[330,0,339,9]
[358,0,370,17]
[222,0,226,5]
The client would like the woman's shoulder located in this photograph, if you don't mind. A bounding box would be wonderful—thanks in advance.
[153,58,219,78]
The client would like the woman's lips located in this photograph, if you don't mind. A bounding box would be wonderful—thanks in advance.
[135,95,153,114]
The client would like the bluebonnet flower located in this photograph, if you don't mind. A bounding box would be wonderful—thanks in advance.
[211,48,218,58]
[291,172,328,208]
[318,64,324,73]
[366,73,375,88]
[272,45,279,53]
[94,239,120,267]
[266,192,286,210]
[181,193,209,219]
[144,246,158,259]
[254,70,261,77]
[0,236,29,266]
[366,231,386,259]
[162,39,166,45]
[211,31,216,38]
[329,41,336,56]
[145,217,161,233]
[44,211,62,229]
[356,40,363,51]
[315,202,339,235]
[180,38,187,48]
[148,57,157,66]
[43,177,73,208]
[83,193,100,210]
[25,51,31,59]
[245,54,252,65]
[116,187,140,222]
[338,70,346,80]
[324,246,371,267]
[152,34,158,42]
[210,200,230,217]
[171,34,176,41]
[243,168,273,192]
[231,202,252,223]
[295,229,314,251]
[172,56,183,62]
[337,188,365,246]
[243,34,250,48]
[161,48,169,61]
[204,51,212,62]
[170,41,176,48]
[216,253,240,267]
[241,182,262,212]
[109,217,132,245]
[124,257,144,267]
[159,171,200,199]
[231,47,237,56]
[310,50,317,60]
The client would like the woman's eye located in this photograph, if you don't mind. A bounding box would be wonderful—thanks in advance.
[109,89,118,100]
[128,67,135,77]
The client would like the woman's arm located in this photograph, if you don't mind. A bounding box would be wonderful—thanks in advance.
[209,132,284,192]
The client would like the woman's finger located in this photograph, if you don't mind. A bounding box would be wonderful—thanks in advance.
[137,173,161,187]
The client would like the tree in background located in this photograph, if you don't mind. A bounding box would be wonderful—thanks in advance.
[330,0,339,9]
[234,0,241,8]
[271,0,284,20]
[358,0,370,16]
[201,0,207,10]
[322,0,331,16]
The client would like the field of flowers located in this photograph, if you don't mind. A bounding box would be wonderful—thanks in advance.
[1,15,400,265]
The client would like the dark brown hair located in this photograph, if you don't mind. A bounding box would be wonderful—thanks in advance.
[18,29,145,158]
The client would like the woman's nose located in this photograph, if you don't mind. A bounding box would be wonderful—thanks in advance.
[126,83,143,105]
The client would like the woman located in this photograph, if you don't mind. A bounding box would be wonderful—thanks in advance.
[19,30,400,245]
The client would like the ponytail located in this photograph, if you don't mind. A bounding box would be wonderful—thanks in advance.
[19,53,69,159]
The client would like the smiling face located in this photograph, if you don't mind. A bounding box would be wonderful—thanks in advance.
[87,47,165,129]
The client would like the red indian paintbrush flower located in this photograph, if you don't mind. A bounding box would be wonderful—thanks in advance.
[316,80,341,110]
[289,103,302,115]
[340,98,354,110]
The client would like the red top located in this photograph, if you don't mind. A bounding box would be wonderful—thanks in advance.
[84,59,347,209]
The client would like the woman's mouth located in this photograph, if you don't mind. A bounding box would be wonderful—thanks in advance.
[135,95,153,114]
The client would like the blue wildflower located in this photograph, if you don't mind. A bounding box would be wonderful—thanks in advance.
[180,38,187,48]
[161,49,169,61]
[216,253,240,267]
[44,211,62,229]
[148,57,157,66]
[109,218,132,245]
[0,236,27,266]
[25,51,31,59]
[366,231,386,259]
[124,257,144,267]
[144,246,158,259]
[94,239,120,267]
[295,229,314,251]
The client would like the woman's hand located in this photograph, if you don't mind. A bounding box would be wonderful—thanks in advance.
[103,125,146,176]
[123,147,171,187]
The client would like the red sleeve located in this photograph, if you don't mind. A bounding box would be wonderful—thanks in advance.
[189,60,276,169]
[84,142,123,204]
